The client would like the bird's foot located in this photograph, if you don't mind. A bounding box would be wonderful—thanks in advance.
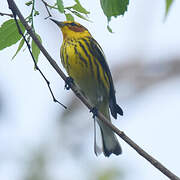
[64,77,74,90]
[90,107,98,119]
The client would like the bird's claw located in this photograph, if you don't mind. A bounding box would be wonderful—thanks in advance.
[64,77,74,90]
[90,107,98,119]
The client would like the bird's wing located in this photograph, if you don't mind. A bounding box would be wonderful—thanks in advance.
[88,37,123,118]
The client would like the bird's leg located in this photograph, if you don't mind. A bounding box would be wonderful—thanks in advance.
[90,107,98,119]
[64,76,74,90]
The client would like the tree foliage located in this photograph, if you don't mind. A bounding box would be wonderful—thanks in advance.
[0,0,174,64]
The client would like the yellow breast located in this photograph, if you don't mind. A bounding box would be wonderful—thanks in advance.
[60,37,110,102]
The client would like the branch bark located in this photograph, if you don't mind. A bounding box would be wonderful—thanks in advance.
[0,12,13,17]
[6,0,180,180]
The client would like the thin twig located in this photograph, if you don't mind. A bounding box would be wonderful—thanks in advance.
[29,0,35,29]
[6,1,180,180]
[0,12,13,17]
[8,1,66,109]
[41,0,58,10]
[41,0,52,19]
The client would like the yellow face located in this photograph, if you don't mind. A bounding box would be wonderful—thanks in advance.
[53,20,91,40]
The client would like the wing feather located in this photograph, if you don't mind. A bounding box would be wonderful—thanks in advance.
[88,37,123,118]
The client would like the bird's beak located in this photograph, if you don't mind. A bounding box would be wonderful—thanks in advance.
[50,18,65,27]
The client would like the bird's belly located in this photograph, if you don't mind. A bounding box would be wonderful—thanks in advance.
[68,58,107,106]
[62,43,109,106]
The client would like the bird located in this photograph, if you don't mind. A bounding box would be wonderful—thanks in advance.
[51,19,123,157]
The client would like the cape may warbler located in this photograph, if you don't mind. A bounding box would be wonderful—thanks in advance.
[51,19,123,157]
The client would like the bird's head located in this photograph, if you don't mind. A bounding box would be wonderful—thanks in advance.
[50,19,91,40]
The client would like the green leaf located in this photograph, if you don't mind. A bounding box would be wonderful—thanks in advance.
[12,38,25,59]
[31,33,42,65]
[165,0,174,19]
[72,0,90,14]
[107,25,113,33]
[25,0,32,6]
[34,10,40,16]
[100,0,129,21]
[65,13,74,21]
[57,0,64,13]
[72,11,91,22]
[0,19,25,50]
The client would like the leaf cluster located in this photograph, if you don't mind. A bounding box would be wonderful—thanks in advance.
[0,0,174,62]
[47,0,90,21]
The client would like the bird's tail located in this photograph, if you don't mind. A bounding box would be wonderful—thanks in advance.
[95,105,122,157]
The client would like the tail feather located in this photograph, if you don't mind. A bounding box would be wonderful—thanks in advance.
[100,124,122,157]
[95,105,122,157]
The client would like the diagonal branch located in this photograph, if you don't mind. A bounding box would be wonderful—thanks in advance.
[6,0,180,180]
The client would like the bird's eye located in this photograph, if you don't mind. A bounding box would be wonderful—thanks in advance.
[70,22,77,26]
